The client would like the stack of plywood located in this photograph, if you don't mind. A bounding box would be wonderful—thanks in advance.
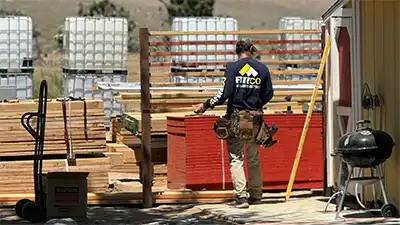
[0,99,111,194]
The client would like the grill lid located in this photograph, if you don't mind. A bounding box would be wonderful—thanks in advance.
[336,120,378,152]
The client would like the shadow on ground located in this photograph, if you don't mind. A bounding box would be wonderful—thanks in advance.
[0,204,230,225]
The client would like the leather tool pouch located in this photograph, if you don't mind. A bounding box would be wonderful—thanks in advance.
[231,110,257,140]
[213,117,232,140]
[255,122,279,148]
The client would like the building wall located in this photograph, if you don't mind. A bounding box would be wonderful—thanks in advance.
[360,0,400,205]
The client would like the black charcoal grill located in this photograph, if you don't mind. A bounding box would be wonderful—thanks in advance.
[335,120,394,168]
[326,120,398,219]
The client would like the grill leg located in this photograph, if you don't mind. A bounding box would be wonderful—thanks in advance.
[324,191,342,212]
[336,166,354,220]
[370,167,378,207]
[376,165,389,204]
[325,158,346,212]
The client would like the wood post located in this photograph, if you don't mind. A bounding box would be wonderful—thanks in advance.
[139,27,152,208]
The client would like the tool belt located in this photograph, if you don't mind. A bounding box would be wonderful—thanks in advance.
[231,109,262,140]
[214,109,262,141]
[213,116,234,140]
[214,109,279,147]
[255,122,279,148]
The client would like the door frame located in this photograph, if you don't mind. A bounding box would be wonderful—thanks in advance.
[324,7,355,191]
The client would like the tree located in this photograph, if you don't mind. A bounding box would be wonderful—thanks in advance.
[0,9,42,59]
[77,0,137,52]
[159,0,215,26]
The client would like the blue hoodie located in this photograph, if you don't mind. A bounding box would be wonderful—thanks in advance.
[203,57,274,113]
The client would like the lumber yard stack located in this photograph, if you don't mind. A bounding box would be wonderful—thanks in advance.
[0,99,111,194]
[115,89,322,113]
[109,114,169,189]
[108,89,316,185]
[105,142,168,190]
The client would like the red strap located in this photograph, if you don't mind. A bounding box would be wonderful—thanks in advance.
[61,100,71,154]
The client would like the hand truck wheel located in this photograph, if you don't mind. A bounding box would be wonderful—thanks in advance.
[15,199,32,219]
[21,201,45,223]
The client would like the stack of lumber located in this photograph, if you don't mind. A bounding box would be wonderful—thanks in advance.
[108,104,307,169]
[123,111,226,134]
[112,107,302,138]
[106,143,167,190]
[0,99,106,156]
[110,115,168,164]
[0,99,111,194]
[0,158,110,194]
[115,89,321,112]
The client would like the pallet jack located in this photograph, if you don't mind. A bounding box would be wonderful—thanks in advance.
[15,80,48,222]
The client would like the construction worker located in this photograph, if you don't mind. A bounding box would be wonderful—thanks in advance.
[193,39,274,208]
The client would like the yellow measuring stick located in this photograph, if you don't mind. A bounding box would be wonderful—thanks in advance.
[285,36,331,201]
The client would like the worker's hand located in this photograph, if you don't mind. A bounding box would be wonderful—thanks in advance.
[193,103,206,114]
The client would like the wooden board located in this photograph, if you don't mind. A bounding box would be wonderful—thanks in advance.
[0,190,234,205]
[116,96,322,107]
[119,90,323,99]
[122,102,304,113]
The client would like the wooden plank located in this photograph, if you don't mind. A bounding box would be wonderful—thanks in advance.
[104,152,125,166]
[116,96,321,105]
[0,190,235,205]
[146,103,301,113]
[151,60,321,67]
[149,39,322,46]
[149,79,323,87]
[0,99,104,112]
[150,70,319,77]
[119,90,323,100]
[149,29,321,36]
[150,49,323,57]
[285,36,330,201]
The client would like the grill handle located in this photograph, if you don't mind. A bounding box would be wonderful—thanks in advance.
[356,120,371,130]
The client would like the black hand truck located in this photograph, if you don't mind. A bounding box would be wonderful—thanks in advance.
[15,80,48,222]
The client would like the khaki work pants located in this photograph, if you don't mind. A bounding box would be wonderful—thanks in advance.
[227,137,263,200]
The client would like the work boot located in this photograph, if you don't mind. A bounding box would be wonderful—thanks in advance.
[249,198,262,205]
[227,197,249,209]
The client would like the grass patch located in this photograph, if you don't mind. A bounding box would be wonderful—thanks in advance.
[33,68,63,99]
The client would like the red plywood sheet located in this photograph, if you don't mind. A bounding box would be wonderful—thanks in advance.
[167,114,323,191]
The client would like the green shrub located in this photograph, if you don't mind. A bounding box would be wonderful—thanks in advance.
[33,69,63,99]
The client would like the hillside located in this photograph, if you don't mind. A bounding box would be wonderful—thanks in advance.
[0,0,335,53]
